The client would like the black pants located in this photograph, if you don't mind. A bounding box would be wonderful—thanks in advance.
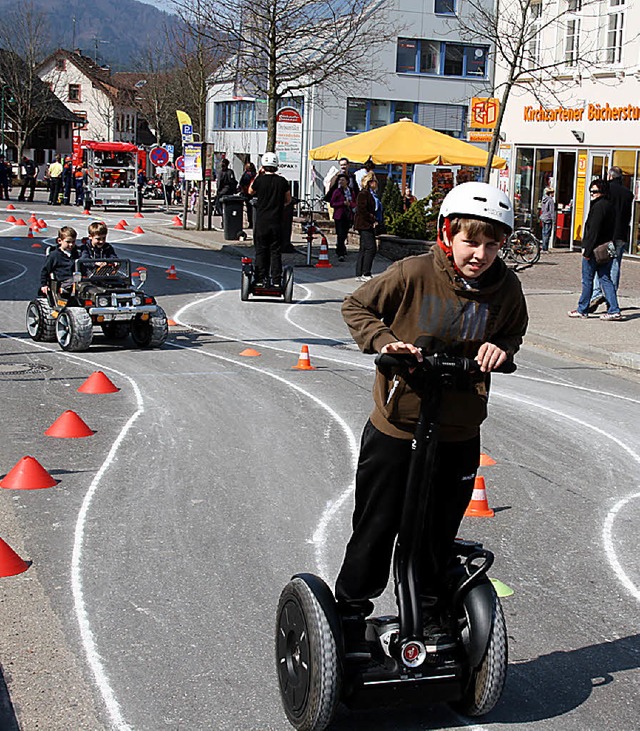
[355,228,376,276]
[335,420,479,609]
[334,217,350,257]
[49,177,62,204]
[254,223,282,282]
[18,177,36,201]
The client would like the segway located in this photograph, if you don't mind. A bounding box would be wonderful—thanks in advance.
[240,256,294,303]
[275,352,515,730]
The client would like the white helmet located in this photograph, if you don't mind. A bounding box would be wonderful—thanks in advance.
[439,182,514,235]
[262,152,279,169]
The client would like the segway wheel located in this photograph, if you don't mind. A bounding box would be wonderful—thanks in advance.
[275,577,341,731]
[452,595,508,717]
[283,266,294,304]
[241,270,251,301]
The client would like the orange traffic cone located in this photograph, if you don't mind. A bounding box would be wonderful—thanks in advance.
[134,211,144,218]
[172,216,182,226]
[6,215,15,223]
[480,452,497,466]
[6,203,15,210]
[132,226,144,234]
[315,236,332,268]
[15,218,26,226]
[293,345,316,370]
[77,371,120,394]
[166,265,178,280]
[0,456,58,490]
[118,219,128,227]
[28,214,38,224]
[38,219,47,229]
[167,319,178,327]
[45,410,95,438]
[27,227,33,238]
[114,222,126,230]
[464,476,494,518]
[239,348,261,357]
[82,209,91,215]
[0,537,30,577]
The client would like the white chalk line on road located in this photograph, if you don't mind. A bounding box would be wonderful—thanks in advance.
[497,390,640,604]
[0,333,140,731]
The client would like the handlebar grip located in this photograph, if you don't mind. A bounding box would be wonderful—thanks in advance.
[374,352,517,375]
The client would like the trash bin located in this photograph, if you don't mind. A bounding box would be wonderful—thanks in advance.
[220,195,245,240]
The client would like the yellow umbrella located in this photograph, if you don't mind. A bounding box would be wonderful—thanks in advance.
[309,118,506,169]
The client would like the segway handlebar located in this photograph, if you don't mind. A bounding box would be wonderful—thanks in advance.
[374,351,517,376]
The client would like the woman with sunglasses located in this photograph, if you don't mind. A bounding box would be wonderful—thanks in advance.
[568,178,624,321]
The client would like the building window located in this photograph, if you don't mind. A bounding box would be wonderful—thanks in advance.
[68,84,81,102]
[397,38,489,78]
[346,99,417,133]
[434,0,456,14]
[213,97,303,130]
[417,102,466,138]
[75,111,88,129]
[565,18,580,66]
[526,0,542,69]
[606,0,624,64]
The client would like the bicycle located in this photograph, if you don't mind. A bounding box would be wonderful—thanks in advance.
[500,227,541,265]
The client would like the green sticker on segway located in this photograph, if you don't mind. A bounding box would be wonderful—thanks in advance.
[490,577,514,598]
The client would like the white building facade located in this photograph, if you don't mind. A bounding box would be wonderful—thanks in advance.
[495,0,640,255]
[205,0,497,199]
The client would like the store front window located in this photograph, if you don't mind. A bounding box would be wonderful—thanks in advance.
[514,148,534,227]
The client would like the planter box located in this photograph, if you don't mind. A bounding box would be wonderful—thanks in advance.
[378,235,434,261]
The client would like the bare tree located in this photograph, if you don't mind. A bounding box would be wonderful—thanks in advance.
[0,2,53,158]
[171,0,391,150]
[453,0,601,181]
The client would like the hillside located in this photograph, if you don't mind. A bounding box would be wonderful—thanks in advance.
[0,0,181,70]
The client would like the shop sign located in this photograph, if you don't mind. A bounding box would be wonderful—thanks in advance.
[468,131,493,142]
[524,103,640,123]
[275,106,303,183]
[470,98,499,129]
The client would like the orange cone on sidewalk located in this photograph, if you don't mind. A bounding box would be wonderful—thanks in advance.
[293,345,316,370]
[45,410,95,438]
[0,537,30,577]
[315,236,332,268]
[0,456,59,490]
[77,371,120,394]
[166,265,178,280]
[464,476,494,518]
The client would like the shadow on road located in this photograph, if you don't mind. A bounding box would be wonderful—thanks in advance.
[0,665,20,731]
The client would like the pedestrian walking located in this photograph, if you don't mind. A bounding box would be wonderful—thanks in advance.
[539,187,555,251]
[47,155,63,205]
[0,156,10,200]
[568,177,624,321]
[354,175,380,281]
[330,174,356,261]
[248,151,292,287]
[62,157,73,205]
[18,156,38,202]
[589,165,634,312]
[239,161,257,228]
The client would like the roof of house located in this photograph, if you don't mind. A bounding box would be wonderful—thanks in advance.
[37,49,128,102]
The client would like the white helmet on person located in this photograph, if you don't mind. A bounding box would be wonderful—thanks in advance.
[439,182,514,236]
[261,152,279,169]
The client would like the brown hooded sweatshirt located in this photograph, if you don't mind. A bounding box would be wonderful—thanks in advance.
[342,245,528,442]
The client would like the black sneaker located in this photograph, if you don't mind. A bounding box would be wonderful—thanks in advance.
[587,295,606,314]
[271,277,282,288]
[423,615,456,653]
[341,615,371,661]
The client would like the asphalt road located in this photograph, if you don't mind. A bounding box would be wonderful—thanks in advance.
[0,205,639,731]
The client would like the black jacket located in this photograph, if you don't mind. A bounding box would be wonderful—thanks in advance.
[608,178,634,243]
[582,195,615,259]
[40,247,80,287]
[78,241,117,259]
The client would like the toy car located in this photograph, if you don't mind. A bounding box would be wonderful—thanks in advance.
[26,258,168,352]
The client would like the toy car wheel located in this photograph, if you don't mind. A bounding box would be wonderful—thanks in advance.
[283,266,294,304]
[55,307,93,352]
[241,270,251,301]
[451,593,508,717]
[26,299,57,342]
[101,322,130,340]
[275,577,341,731]
[130,306,168,348]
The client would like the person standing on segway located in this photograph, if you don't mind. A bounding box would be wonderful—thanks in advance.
[335,182,528,655]
[248,151,292,287]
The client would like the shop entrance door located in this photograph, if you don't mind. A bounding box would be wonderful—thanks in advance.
[553,150,576,248]
[579,151,610,240]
